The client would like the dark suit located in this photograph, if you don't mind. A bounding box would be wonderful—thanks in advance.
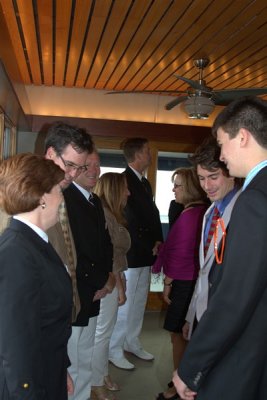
[63,183,112,326]
[179,167,267,400]
[0,219,72,400]
[124,167,163,267]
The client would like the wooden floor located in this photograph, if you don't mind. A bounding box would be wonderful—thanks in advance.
[108,311,173,400]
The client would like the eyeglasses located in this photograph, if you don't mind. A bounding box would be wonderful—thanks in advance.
[173,183,183,189]
[59,155,87,173]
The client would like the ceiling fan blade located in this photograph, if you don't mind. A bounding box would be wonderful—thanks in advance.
[105,89,186,95]
[174,74,211,93]
[165,96,188,110]
[213,88,267,106]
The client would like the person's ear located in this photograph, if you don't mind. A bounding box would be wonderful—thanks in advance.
[239,128,249,147]
[46,146,57,160]
[40,196,47,209]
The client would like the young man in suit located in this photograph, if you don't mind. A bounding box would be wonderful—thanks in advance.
[173,96,267,400]
[183,137,241,340]
[161,138,241,400]
[109,137,163,370]
[64,149,115,400]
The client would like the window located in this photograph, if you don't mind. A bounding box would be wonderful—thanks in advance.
[0,112,17,161]
[156,152,191,225]
[98,149,125,175]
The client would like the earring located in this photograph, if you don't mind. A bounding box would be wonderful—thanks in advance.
[41,202,46,209]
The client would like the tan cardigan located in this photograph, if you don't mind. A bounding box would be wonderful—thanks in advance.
[103,207,131,273]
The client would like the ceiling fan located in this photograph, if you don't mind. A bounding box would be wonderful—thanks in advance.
[107,58,267,119]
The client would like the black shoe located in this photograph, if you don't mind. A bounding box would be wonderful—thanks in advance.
[156,392,179,400]
[167,381,174,388]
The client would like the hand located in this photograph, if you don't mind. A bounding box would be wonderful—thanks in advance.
[93,287,109,301]
[162,285,172,305]
[152,241,162,256]
[182,321,190,341]
[118,289,127,306]
[172,370,197,400]
[67,371,74,395]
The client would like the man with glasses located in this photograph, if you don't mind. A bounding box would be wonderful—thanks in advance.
[45,122,93,325]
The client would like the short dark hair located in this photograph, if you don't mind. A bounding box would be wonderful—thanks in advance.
[0,153,64,215]
[212,96,267,148]
[44,122,94,155]
[189,136,229,176]
[120,137,148,163]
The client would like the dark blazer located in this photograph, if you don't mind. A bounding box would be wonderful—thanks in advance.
[0,219,72,400]
[178,166,267,400]
[64,183,113,326]
[168,199,184,228]
[124,167,163,267]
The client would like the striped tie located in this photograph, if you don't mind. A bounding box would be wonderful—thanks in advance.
[204,206,220,257]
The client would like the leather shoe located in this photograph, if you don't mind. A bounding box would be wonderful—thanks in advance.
[124,347,154,361]
[109,356,135,370]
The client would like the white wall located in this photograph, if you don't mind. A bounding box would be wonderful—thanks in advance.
[23,86,222,127]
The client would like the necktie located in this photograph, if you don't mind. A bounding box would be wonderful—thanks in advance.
[204,206,220,257]
[88,192,95,206]
[141,176,152,195]
[58,201,75,270]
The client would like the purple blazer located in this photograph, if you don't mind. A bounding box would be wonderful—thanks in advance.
[152,204,207,280]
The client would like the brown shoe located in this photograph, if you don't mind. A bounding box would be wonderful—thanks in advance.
[91,386,116,400]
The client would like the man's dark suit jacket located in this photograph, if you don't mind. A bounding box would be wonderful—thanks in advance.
[64,183,113,326]
[124,167,163,267]
[178,166,267,400]
[0,219,72,400]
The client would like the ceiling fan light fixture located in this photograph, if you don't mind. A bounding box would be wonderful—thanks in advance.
[184,95,215,119]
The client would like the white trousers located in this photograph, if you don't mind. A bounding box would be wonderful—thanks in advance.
[109,266,150,359]
[91,287,119,386]
[68,316,97,400]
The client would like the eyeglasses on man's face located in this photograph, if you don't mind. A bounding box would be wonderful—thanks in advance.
[59,154,87,173]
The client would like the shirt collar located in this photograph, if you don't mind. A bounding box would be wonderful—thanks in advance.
[13,216,48,242]
[129,166,143,181]
[73,181,91,200]
[242,160,267,191]
[214,186,239,215]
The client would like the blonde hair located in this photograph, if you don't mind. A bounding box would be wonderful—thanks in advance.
[94,172,127,226]
[172,167,206,205]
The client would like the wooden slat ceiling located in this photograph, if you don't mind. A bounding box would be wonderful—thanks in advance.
[1,0,267,99]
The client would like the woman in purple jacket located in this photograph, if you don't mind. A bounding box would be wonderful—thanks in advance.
[153,167,207,400]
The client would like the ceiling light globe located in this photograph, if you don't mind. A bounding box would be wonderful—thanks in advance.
[184,95,215,119]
